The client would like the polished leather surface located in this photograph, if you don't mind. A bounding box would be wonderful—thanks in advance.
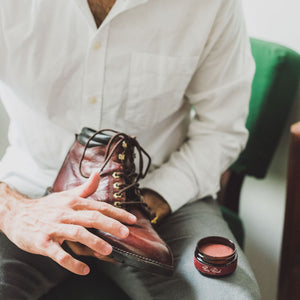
[53,139,125,204]
[51,130,173,271]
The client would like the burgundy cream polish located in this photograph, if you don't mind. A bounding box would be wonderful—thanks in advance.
[194,236,238,277]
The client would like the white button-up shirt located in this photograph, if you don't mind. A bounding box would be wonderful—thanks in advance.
[0,0,255,212]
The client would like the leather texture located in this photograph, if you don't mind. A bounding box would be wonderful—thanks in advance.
[50,128,174,276]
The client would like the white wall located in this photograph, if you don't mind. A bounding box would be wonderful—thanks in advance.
[242,0,300,52]
[241,1,300,299]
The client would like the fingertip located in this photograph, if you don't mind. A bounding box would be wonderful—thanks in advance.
[120,226,129,238]
[102,243,113,255]
[90,171,100,183]
[128,214,137,224]
[82,265,90,275]
[79,172,100,198]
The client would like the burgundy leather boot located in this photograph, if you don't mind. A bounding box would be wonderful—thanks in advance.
[50,128,174,276]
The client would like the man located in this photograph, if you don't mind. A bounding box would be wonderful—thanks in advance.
[0,0,261,299]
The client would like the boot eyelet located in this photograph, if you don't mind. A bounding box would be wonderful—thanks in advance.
[113,182,121,189]
[118,154,125,161]
[122,141,128,148]
[114,192,122,199]
[114,201,122,208]
[112,172,120,179]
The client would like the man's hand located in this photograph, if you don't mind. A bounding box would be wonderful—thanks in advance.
[141,188,171,224]
[65,240,117,264]
[0,173,136,275]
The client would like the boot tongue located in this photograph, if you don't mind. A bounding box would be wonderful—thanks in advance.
[77,127,112,147]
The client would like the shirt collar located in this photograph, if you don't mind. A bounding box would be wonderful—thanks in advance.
[73,0,149,30]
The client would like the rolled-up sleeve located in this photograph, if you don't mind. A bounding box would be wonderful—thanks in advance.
[141,0,255,212]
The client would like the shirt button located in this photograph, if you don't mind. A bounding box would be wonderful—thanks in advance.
[93,41,101,50]
[88,97,98,104]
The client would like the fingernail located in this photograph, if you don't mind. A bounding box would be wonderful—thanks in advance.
[129,214,137,222]
[120,226,129,238]
[103,244,112,255]
[90,171,100,179]
[83,266,90,275]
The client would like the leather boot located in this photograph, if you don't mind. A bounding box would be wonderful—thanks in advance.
[49,127,174,276]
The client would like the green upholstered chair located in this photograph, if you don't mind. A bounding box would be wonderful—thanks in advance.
[220,38,300,300]
[42,39,300,299]
[219,38,300,249]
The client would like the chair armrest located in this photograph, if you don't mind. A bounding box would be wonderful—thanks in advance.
[278,122,300,299]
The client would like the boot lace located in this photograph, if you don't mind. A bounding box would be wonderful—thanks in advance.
[78,129,151,208]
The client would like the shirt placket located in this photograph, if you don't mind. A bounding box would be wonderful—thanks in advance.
[80,28,109,130]
[78,0,149,130]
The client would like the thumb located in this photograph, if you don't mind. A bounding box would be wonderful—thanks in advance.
[71,172,100,198]
[151,207,169,225]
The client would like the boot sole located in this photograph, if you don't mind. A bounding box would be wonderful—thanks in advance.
[110,246,174,277]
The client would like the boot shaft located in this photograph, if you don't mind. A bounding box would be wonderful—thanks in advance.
[52,128,147,206]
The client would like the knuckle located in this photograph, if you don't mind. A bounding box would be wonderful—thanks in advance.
[47,225,60,237]
[82,212,99,227]
[114,222,123,232]
[67,197,79,207]
[122,210,132,218]
[71,226,82,237]
[57,211,67,222]
[98,202,110,212]
[107,220,121,233]
[90,211,100,221]
[56,253,69,265]
[35,236,48,249]
[90,238,101,249]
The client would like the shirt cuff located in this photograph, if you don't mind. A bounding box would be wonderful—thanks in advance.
[140,165,202,213]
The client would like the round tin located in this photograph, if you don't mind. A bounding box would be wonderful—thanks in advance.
[194,236,238,277]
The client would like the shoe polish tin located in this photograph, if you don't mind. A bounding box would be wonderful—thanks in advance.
[194,236,238,277]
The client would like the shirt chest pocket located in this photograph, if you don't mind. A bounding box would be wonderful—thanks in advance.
[124,53,198,130]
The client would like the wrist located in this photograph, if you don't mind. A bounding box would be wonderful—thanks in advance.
[0,182,28,232]
[140,188,171,224]
[141,188,171,209]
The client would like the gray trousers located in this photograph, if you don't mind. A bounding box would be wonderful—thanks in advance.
[0,197,261,299]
